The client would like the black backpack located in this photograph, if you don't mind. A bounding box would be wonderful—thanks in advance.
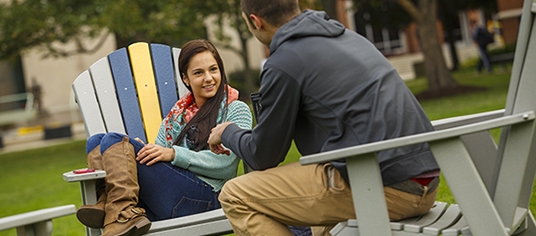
[480,27,495,45]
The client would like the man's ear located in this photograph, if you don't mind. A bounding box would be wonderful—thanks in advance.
[250,14,263,30]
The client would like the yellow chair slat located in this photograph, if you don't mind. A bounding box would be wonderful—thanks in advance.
[128,42,162,143]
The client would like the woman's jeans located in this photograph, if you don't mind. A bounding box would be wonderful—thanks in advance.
[86,132,221,221]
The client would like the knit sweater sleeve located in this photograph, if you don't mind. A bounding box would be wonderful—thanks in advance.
[156,100,252,180]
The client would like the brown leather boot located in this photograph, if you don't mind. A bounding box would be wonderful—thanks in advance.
[76,145,107,228]
[102,136,151,236]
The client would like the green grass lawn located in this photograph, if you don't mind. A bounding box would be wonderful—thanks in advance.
[0,141,87,235]
[0,63,529,235]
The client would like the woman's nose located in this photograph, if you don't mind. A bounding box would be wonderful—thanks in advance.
[204,73,213,82]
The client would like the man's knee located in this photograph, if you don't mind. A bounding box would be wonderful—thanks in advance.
[219,177,239,205]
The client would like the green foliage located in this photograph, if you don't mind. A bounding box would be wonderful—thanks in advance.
[0,0,236,60]
[353,0,411,30]
[228,69,261,101]
[0,0,103,60]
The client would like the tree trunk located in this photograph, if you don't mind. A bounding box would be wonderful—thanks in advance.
[411,0,459,93]
[239,35,255,98]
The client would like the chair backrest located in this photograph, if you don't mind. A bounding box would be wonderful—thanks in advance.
[73,42,188,144]
[491,0,536,229]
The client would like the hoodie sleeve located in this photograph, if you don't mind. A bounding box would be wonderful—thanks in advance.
[222,67,301,170]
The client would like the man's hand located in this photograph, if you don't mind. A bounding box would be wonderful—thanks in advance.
[208,122,233,155]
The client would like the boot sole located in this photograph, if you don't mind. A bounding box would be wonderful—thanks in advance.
[117,217,152,236]
[76,208,105,228]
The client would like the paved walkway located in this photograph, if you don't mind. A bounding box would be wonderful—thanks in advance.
[0,123,86,154]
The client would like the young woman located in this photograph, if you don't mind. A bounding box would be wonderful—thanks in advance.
[76,39,252,236]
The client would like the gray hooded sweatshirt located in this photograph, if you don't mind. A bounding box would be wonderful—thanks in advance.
[222,10,439,185]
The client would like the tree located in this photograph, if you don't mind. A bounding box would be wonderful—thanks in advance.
[208,0,257,96]
[0,0,230,59]
[0,0,263,97]
[0,0,104,61]
[394,0,460,95]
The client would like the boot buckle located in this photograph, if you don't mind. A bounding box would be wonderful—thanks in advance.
[116,207,146,223]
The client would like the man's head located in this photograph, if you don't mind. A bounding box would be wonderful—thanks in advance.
[469,19,479,29]
[241,0,301,45]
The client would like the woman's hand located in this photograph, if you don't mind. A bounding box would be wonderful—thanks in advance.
[136,144,175,166]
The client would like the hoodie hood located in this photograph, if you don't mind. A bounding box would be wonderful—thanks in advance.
[270,10,345,54]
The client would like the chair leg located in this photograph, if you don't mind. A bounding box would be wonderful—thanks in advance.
[513,213,536,236]
[15,220,52,236]
[80,180,103,236]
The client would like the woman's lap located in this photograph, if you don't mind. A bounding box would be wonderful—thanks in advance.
[137,162,220,221]
[86,132,220,221]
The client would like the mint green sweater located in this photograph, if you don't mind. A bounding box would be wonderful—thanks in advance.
[155,100,252,192]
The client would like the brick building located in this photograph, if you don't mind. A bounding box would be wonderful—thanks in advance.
[496,0,523,45]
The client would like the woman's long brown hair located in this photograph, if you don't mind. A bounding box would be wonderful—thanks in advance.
[173,39,228,151]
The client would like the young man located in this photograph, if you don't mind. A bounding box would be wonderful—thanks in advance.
[208,0,440,235]
[471,19,494,74]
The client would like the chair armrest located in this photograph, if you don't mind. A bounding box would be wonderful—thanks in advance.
[431,109,504,130]
[300,111,534,165]
[62,169,106,182]
[146,209,232,235]
[0,205,76,231]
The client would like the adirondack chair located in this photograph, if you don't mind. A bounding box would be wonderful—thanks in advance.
[300,0,536,235]
[62,42,234,235]
[0,204,76,236]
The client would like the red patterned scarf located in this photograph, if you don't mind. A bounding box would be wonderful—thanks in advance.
[162,85,239,146]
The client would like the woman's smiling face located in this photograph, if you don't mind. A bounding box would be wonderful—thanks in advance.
[182,51,222,108]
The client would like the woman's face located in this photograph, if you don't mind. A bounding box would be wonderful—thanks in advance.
[183,51,222,108]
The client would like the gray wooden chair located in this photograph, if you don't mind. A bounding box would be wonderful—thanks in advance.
[0,205,76,236]
[62,42,233,235]
[300,0,536,235]
[0,92,37,127]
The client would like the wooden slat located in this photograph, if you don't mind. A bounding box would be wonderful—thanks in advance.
[441,215,469,236]
[173,47,189,98]
[72,70,106,137]
[398,202,448,233]
[0,205,76,231]
[89,57,125,134]
[150,44,178,118]
[422,204,462,235]
[108,47,146,142]
[147,209,228,233]
[146,208,231,235]
[128,42,162,144]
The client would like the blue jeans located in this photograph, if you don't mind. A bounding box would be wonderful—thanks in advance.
[477,44,492,73]
[86,132,221,221]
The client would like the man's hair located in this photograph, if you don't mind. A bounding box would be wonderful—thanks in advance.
[241,0,300,27]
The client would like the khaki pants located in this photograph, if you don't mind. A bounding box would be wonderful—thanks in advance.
[219,162,438,236]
